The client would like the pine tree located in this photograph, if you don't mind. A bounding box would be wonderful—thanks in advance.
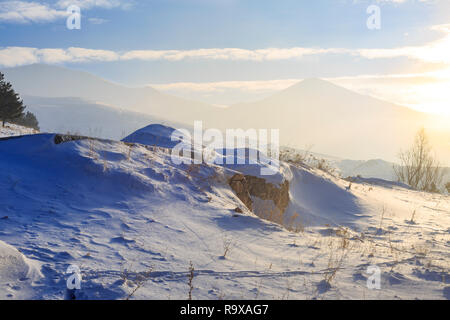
[0,72,25,127]
[15,111,40,131]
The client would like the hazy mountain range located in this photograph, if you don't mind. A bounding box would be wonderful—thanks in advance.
[3,64,449,164]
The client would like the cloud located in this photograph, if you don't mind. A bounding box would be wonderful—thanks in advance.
[55,0,133,10]
[88,17,108,24]
[148,72,441,94]
[0,47,39,66]
[121,47,350,62]
[0,47,119,67]
[355,25,450,64]
[352,0,436,4]
[330,71,450,116]
[150,79,301,93]
[0,23,448,67]
[0,1,67,24]
[0,0,131,24]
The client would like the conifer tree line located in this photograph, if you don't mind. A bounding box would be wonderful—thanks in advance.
[0,71,39,130]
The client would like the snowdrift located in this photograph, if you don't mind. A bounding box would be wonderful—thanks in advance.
[0,240,42,299]
[0,241,42,282]
[122,124,181,148]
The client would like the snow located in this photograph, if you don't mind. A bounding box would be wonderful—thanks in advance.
[0,240,43,299]
[282,146,450,193]
[122,124,181,148]
[0,130,448,300]
[0,122,37,138]
[284,165,370,228]
[123,124,285,184]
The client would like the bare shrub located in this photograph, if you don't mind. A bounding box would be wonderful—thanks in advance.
[280,145,313,165]
[126,269,153,300]
[394,128,443,192]
[120,265,154,300]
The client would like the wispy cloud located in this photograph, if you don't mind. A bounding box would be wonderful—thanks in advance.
[88,17,108,25]
[352,0,436,4]
[0,1,67,24]
[0,0,131,24]
[355,24,450,64]
[148,71,444,94]
[120,48,349,62]
[150,79,301,93]
[0,23,448,66]
[0,47,119,67]
[55,0,133,10]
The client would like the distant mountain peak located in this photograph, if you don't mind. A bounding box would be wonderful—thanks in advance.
[286,78,349,92]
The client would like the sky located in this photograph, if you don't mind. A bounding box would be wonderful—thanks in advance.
[0,0,450,114]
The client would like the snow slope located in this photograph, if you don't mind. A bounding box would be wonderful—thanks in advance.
[0,130,448,300]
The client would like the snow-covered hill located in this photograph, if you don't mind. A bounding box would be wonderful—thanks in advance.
[0,127,448,300]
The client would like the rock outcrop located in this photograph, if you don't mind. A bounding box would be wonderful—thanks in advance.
[228,173,289,216]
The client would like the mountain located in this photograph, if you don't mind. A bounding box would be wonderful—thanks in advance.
[3,65,449,164]
[21,96,186,140]
[222,79,450,163]
[335,158,396,181]
[3,64,219,126]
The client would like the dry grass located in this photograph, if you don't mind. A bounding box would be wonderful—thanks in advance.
[222,236,234,259]
[119,264,154,300]
[188,261,195,300]
[322,237,352,286]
